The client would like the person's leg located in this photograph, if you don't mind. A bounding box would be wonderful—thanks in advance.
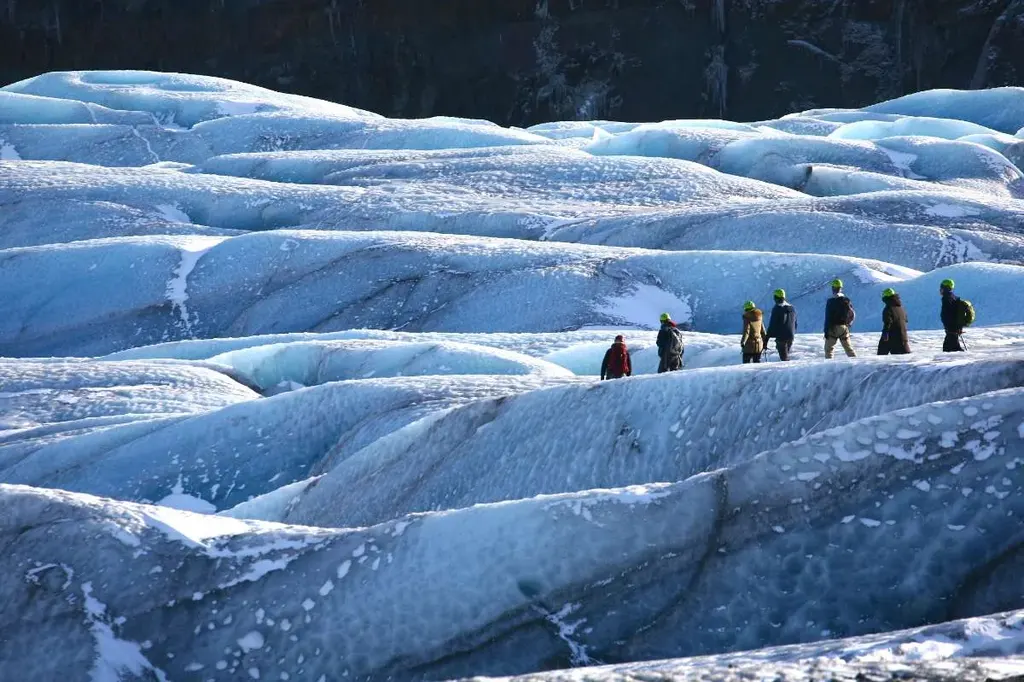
[877,338,889,356]
[775,340,789,361]
[752,353,762,363]
[824,335,837,359]
[840,332,857,358]
[742,353,752,364]
[943,331,964,352]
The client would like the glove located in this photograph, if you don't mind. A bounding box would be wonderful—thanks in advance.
[881,333,889,342]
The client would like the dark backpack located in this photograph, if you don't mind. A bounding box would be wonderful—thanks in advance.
[836,296,856,326]
[956,298,976,327]
[606,344,629,375]
[667,327,684,356]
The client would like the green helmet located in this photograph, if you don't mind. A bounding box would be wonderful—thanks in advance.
[881,287,897,300]
[743,300,756,311]
[831,279,843,289]
[659,312,671,322]
[773,288,786,299]
[940,278,955,290]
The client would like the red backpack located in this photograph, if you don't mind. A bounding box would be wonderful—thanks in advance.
[606,344,631,376]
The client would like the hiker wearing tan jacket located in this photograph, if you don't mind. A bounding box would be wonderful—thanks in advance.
[741,301,769,364]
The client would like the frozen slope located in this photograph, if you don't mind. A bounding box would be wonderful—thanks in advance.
[0,375,582,510]
[208,339,573,393]
[285,354,1024,528]
[0,358,257,431]
[2,383,1022,680]
[0,229,962,357]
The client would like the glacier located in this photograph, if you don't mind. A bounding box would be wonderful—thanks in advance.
[2,69,1024,682]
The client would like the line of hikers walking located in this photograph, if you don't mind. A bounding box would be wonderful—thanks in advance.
[599,278,975,379]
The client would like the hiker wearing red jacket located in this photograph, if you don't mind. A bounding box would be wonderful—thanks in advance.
[600,335,632,380]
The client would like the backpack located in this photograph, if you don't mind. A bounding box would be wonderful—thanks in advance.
[667,327,684,356]
[606,344,629,375]
[956,298,976,327]
[835,296,856,326]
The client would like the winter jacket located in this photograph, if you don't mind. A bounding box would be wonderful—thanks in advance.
[766,302,797,341]
[600,342,632,379]
[824,294,854,332]
[941,292,961,332]
[741,309,769,354]
[656,321,684,360]
[878,295,911,355]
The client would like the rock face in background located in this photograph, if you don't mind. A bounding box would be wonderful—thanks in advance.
[2,0,1024,126]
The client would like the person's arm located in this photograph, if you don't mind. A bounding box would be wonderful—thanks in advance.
[600,349,610,380]
[741,318,750,347]
[625,351,632,377]
[823,300,830,336]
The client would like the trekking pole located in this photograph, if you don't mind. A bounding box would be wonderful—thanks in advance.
[960,332,968,351]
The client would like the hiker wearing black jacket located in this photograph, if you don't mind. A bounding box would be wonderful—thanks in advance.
[766,288,797,361]
[656,313,684,372]
[939,279,965,352]
[877,288,911,355]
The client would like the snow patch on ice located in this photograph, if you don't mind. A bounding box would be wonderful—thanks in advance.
[598,284,693,329]
[926,203,983,218]
[0,139,21,160]
[157,493,216,514]
[166,236,225,334]
[141,505,250,549]
[237,631,265,653]
[155,203,192,224]
[82,582,167,682]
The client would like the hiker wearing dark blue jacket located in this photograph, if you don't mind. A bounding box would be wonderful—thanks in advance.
[766,288,797,361]
[823,279,857,359]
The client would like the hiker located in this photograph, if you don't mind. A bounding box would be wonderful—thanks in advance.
[823,278,857,359]
[741,301,769,364]
[939,279,974,352]
[656,312,684,373]
[600,335,632,380]
[877,288,911,355]
[766,288,797,361]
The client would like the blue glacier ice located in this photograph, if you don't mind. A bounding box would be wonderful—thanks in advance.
[284,354,1024,528]
[2,69,1024,682]
[1,380,1022,680]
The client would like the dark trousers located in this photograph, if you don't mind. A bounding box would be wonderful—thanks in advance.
[943,330,964,352]
[658,355,683,373]
[742,353,762,364]
[775,339,792,361]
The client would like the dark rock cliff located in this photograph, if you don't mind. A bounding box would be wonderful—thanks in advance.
[2,0,1024,125]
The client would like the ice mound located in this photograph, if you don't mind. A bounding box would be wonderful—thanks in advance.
[3,70,379,127]
[208,339,573,392]
[284,354,1024,527]
[0,374,580,510]
[0,358,257,432]
[1,229,958,357]
[2,381,1021,679]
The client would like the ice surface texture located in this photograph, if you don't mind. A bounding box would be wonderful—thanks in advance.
[4,73,1024,277]
[1,381,1021,680]
[3,71,1024,681]
[0,373,581,510]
